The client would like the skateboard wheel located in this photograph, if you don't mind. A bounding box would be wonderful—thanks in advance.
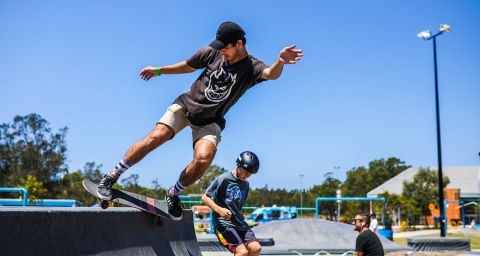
[100,200,109,209]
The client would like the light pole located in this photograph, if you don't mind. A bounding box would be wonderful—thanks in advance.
[300,174,304,216]
[336,189,341,222]
[417,24,452,237]
[333,166,341,222]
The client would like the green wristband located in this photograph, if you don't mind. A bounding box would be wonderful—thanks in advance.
[156,68,162,76]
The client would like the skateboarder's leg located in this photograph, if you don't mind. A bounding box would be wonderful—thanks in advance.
[104,123,175,181]
[168,122,221,196]
[105,103,187,180]
[246,241,262,256]
[97,124,174,199]
[183,139,217,185]
[167,139,216,196]
[98,104,187,199]
[124,123,174,165]
[165,123,220,217]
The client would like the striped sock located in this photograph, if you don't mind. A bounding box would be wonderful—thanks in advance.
[168,179,186,196]
[107,158,132,180]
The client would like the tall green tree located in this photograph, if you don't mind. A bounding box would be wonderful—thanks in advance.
[0,114,68,197]
[56,162,104,205]
[247,187,297,207]
[310,172,341,220]
[340,157,410,221]
[81,162,103,183]
[377,191,420,227]
[19,175,48,202]
[402,167,450,225]
[120,173,160,199]
[342,157,410,197]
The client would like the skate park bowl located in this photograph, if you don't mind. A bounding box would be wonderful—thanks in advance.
[0,207,202,256]
[252,219,408,255]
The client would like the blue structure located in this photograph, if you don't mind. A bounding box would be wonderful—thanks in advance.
[0,187,82,207]
[0,199,82,207]
[443,199,466,233]
[0,187,28,206]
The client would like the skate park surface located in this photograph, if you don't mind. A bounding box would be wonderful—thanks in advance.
[0,206,413,256]
[0,207,201,256]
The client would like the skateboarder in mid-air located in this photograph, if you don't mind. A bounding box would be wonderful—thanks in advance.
[96,21,303,218]
[202,151,261,256]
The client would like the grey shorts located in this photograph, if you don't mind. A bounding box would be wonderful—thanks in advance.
[157,103,222,147]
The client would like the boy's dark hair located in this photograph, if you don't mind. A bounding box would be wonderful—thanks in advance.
[357,213,371,227]
[371,213,376,218]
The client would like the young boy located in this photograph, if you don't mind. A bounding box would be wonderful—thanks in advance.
[202,151,261,256]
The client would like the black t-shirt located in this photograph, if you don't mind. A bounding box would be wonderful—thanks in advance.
[355,230,384,256]
[174,46,268,130]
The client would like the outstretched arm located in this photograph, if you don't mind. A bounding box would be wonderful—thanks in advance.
[139,61,197,81]
[202,194,232,220]
[260,45,303,80]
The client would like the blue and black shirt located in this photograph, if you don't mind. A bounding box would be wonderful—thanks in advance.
[205,171,250,231]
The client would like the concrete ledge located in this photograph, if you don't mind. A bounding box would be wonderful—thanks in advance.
[408,237,470,251]
[0,207,201,256]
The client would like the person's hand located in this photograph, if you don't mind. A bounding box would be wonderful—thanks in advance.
[278,45,303,64]
[139,66,159,81]
[218,208,232,220]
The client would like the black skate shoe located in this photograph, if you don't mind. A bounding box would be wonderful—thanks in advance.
[165,194,184,219]
[97,175,117,200]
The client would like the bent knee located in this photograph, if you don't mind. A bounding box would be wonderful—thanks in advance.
[248,243,262,254]
[145,125,173,148]
[193,149,215,166]
[235,248,249,256]
[248,244,262,255]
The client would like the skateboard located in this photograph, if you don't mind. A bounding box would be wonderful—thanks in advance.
[82,179,182,221]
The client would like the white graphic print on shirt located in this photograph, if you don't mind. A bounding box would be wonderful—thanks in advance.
[205,68,237,103]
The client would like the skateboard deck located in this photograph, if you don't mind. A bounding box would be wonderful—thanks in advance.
[82,179,182,221]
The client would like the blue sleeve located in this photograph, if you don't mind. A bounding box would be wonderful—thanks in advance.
[205,178,221,199]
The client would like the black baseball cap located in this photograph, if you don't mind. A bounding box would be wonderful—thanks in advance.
[209,21,246,50]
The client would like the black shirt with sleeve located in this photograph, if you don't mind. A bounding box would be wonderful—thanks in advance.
[175,46,268,130]
[355,230,384,256]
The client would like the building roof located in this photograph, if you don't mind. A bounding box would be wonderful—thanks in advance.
[367,166,480,199]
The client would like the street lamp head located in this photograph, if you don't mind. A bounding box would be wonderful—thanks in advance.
[417,30,432,39]
[439,24,452,33]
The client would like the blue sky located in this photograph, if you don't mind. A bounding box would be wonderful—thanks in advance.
[1,1,479,190]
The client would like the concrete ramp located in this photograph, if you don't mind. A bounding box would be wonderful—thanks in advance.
[252,219,408,254]
[0,207,201,256]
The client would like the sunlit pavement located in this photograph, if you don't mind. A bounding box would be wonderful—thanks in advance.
[394,229,461,238]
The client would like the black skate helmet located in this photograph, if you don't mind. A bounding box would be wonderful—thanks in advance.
[236,151,260,174]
